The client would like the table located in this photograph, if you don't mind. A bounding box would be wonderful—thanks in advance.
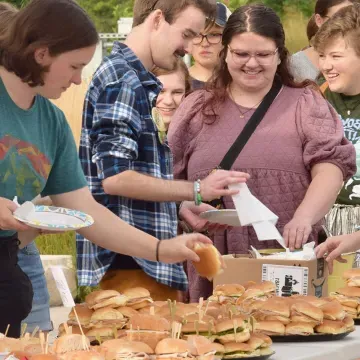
[271,327,360,360]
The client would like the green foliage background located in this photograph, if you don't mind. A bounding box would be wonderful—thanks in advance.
[9,0,316,33]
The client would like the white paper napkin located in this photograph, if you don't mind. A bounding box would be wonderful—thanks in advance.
[229,183,286,248]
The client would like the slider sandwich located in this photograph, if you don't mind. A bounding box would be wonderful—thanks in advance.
[315,320,348,335]
[60,350,105,360]
[329,287,360,318]
[193,244,224,281]
[236,289,267,307]
[254,298,290,325]
[254,321,285,336]
[53,334,91,354]
[215,319,251,344]
[187,335,217,360]
[320,300,346,321]
[211,343,225,360]
[209,285,245,305]
[123,288,153,310]
[68,304,93,328]
[290,302,323,327]
[126,314,170,349]
[86,290,128,310]
[181,321,216,341]
[100,339,154,360]
[342,315,355,332]
[285,322,314,336]
[247,282,276,299]
[245,334,273,356]
[222,343,255,359]
[343,268,360,287]
[155,338,190,360]
[86,327,120,343]
[90,307,127,329]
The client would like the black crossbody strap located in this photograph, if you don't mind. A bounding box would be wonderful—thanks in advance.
[218,78,283,171]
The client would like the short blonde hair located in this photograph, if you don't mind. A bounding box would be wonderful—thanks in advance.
[314,3,360,55]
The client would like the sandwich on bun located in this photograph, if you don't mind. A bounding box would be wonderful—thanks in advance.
[122,288,153,310]
[285,322,314,336]
[254,321,285,336]
[186,335,217,360]
[101,339,154,360]
[53,335,90,354]
[86,290,128,310]
[155,338,190,360]
[222,342,255,359]
[343,268,360,287]
[215,319,251,344]
[68,305,93,328]
[320,301,346,321]
[90,307,127,329]
[209,285,245,305]
[315,320,348,335]
[290,302,323,326]
[192,244,223,281]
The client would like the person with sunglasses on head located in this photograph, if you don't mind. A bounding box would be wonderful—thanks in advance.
[189,2,231,90]
[77,0,250,301]
[290,0,357,82]
[168,4,355,302]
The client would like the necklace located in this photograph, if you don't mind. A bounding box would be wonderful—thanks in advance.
[228,88,263,118]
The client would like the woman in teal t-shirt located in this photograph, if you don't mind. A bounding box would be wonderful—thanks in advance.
[313,3,360,238]
[0,0,212,337]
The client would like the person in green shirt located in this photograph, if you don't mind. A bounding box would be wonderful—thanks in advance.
[315,4,360,270]
[313,2,360,237]
[0,0,221,337]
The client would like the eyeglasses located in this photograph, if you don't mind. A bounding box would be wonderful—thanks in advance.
[228,46,279,66]
[193,33,223,45]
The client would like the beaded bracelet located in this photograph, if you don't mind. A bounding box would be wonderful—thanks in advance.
[194,179,202,206]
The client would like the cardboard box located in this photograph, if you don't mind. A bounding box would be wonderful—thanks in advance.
[213,254,328,298]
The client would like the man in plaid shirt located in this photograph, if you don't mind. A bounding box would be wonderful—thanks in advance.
[77,0,249,300]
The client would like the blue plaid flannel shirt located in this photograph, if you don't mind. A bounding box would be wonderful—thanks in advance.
[76,42,188,291]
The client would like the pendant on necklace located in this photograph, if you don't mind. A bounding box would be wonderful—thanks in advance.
[239,114,244,119]
[348,110,351,116]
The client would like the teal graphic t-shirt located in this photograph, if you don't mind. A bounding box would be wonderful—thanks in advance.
[323,86,360,205]
[0,77,87,237]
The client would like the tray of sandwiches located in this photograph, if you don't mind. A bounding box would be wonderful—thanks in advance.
[329,268,360,324]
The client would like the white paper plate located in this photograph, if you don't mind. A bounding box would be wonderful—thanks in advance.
[14,205,94,231]
[200,209,240,226]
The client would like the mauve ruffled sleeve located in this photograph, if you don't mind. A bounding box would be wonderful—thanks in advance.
[295,88,356,181]
[168,90,206,180]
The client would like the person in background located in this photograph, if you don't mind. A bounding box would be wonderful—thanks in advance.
[290,0,356,82]
[313,4,360,238]
[152,58,191,132]
[0,1,52,335]
[168,4,355,302]
[77,0,250,302]
[189,2,231,89]
[0,0,214,337]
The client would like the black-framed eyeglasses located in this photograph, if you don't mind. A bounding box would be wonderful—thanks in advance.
[228,45,279,66]
[193,33,223,45]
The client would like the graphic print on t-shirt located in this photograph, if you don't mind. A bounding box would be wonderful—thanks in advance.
[0,134,52,198]
[340,117,360,203]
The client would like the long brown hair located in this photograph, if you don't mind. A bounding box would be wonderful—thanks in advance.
[315,0,358,17]
[202,4,313,121]
[0,0,99,87]
[152,58,191,95]
[0,2,17,34]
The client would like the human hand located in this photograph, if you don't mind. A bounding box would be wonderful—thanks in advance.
[201,170,250,201]
[283,216,312,251]
[315,233,360,274]
[159,233,212,263]
[0,197,31,232]
[179,201,229,234]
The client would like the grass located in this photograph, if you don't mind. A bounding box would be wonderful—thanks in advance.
[36,232,98,302]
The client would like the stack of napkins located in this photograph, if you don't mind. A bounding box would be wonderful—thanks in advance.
[250,242,316,260]
[229,183,286,248]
